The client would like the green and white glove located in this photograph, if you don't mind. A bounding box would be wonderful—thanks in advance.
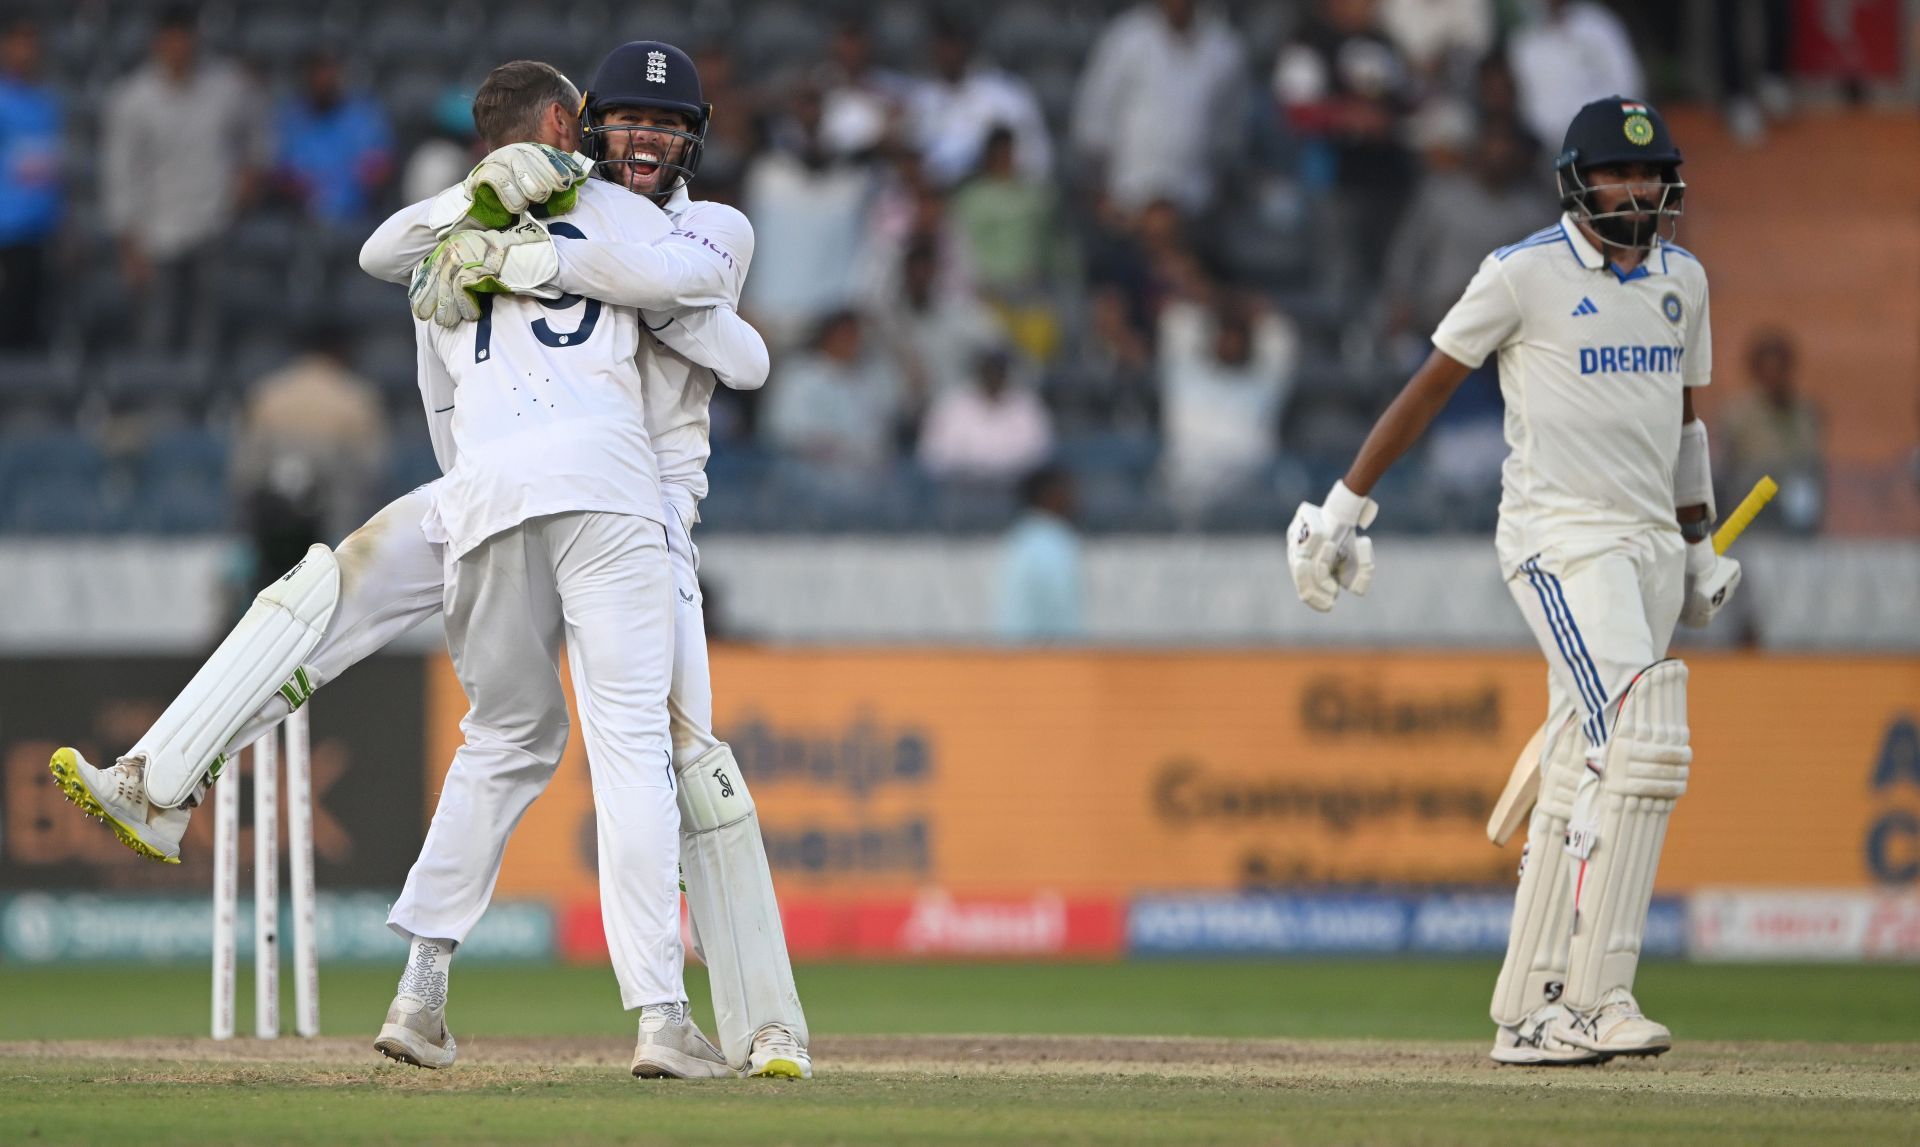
[408,220,562,328]
[466,143,591,226]
[425,144,593,237]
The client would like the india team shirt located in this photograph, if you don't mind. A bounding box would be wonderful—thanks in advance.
[1431,212,1711,576]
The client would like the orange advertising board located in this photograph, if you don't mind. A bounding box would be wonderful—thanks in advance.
[423,651,1920,902]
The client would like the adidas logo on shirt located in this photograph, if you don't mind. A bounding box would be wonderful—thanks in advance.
[1571,297,1599,317]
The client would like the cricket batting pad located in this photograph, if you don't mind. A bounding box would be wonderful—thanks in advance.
[1490,713,1583,1026]
[138,545,340,808]
[1562,659,1690,1011]
[678,743,809,1069]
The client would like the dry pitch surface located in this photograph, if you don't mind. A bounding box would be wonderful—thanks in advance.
[4,1034,1917,1146]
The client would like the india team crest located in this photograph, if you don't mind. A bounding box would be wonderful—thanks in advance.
[1661,292,1683,323]
[1624,114,1655,146]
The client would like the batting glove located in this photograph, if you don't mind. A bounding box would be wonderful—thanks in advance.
[1287,481,1378,613]
[1679,540,1740,628]
[408,220,561,328]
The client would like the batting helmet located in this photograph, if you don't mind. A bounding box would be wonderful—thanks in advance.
[579,41,711,198]
[1554,96,1686,252]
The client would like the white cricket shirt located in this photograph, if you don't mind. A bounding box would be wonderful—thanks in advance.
[423,180,663,558]
[1431,212,1711,576]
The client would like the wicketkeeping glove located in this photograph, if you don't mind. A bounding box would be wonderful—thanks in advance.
[408,220,562,328]
[465,143,591,227]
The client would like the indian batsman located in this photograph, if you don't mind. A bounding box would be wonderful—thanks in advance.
[1287,96,1739,1064]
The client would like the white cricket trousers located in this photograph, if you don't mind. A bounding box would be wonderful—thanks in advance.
[388,510,683,1010]
[1506,531,1686,756]
[663,499,719,770]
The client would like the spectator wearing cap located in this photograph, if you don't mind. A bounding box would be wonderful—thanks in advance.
[0,18,61,349]
[274,50,394,224]
[101,5,268,353]
[917,346,1054,483]
[907,19,1051,188]
[1071,0,1246,214]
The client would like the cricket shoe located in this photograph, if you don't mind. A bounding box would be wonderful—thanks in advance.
[746,1023,812,1079]
[1556,988,1672,1058]
[375,993,458,1069]
[631,1002,733,1079]
[1490,1002,1606,1066]
[48,748,189,864]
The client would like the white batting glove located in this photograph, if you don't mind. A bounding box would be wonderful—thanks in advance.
[1679,540,1741,628]
[464,143,591,226]
[1288,481,1378,613]
[408,220,562,328]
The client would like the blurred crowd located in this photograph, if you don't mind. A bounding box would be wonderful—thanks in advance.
[0,0,1856,553]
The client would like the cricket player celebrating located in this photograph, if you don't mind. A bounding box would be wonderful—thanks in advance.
[1287,97,1737,1064]
[48,47,809,1081]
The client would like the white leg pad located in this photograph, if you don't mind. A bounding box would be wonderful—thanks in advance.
[1563,659,1690,1011]
[677,743,808,1069]
[138,545,340,808]
[1491,714,1583,1026]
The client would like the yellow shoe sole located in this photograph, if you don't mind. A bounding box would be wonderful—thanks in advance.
[749,1058,809,1079]
[48,747,179,864]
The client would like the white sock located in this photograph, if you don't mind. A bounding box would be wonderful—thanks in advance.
[398,936,455,1009]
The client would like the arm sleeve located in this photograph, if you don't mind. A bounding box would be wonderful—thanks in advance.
[1683,274,1712,388]
[1429,254,1523,370]
[414,329,458,472]
[550,205,753,311]
[646,305,770,391]
[360,196,441,285]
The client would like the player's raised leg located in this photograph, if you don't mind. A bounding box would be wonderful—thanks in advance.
[49,487,447,862]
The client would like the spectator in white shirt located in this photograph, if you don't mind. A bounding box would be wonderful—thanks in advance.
[1070,0,1247,214]
[1379,0,1494,94]
[743,85,878,351]
[1158,289,1298,516]
[101,5,268,352]
[918,347,1054,482]
[1508,0,1644,147]
[909,19,1052,187]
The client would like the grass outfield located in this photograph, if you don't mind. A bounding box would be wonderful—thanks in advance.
[3,961,1917,1145]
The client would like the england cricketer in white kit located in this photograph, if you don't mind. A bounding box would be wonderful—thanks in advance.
[1287,97,1740,1064]
[48,52,809,1080]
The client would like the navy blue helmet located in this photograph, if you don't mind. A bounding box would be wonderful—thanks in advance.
[1553,96,1686,251]
[579,41,710,198]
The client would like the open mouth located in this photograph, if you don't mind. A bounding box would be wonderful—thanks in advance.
[630,150,663,180]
